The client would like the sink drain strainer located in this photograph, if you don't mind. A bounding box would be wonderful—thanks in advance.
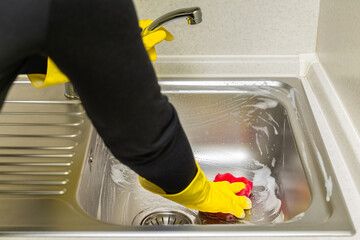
[140,211,192,226]
[132,207,200,226]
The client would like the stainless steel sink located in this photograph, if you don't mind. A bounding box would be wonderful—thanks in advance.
[0,77,354,237]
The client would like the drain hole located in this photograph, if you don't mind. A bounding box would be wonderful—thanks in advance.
[140,211,192,226]
[132,208,200,226]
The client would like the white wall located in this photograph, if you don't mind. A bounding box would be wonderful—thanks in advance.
[133,0,320,55]
[316,0,360,135]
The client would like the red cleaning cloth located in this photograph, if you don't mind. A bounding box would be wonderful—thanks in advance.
[202,173,253,220]
[214,173,253,198]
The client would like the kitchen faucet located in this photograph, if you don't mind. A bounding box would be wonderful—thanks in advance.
[64,7,202,99]
[145,7,202,32]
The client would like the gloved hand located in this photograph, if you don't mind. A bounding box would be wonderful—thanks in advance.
[27,20,173,88]
[139,162,252,218]
[139,19,174,62]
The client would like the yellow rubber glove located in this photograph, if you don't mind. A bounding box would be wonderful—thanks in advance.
[28,58,70,89]
[139,19,174,62]
[27,20,173,88]
[139,162,252,218]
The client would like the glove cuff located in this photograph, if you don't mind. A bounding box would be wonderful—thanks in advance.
[28,58,69,89]
[139,161,208,207]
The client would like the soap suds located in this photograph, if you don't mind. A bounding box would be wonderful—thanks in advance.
[255,133,263,155]
[110,158,132,186]
[251,126,270,140]
[258,114,279,136]
[245,98,279,110]
[251,160,282,220]
[271,158,276,167]
[301,142,312,181]
[287,88,301,120]
[313,141,333,202]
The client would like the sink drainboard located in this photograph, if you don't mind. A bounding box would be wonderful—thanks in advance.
[0,79,354,237]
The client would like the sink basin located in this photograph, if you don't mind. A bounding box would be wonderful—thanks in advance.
[0,77,354,237]
[77,77,354,235]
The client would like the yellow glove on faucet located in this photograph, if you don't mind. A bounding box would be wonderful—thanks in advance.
[139,19,174,61]
[139,162,252,219]
[27,20,173,88]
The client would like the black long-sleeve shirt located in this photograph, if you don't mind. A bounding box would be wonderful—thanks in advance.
[0,0,197,194]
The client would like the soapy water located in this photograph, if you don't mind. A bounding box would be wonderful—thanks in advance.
[196,157,284,224]
[191,96,286,224]
[312,139,333,202]
[241,97,281,156]
[271,157,276,167]
[107,95,286,224]
[88,86,321,225]
[250,160,283,222]
[107,93,296,224]
[110,157,133,186]
[244,97,279,110]
[109,155,284,225]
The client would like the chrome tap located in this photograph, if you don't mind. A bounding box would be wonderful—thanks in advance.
[145,7,202,33]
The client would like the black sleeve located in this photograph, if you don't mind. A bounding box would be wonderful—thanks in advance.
[0,64,23,110]
[0,0,197,194]
[44,0,197,193]
[0,0,50,74]
[19,54,47,74]
[0,1,50,110]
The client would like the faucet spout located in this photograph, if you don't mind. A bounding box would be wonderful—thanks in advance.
[147,7,202,32]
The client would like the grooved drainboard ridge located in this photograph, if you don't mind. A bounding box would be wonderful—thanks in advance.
[0,167,72,195]
[0,157,73,195]
[0,189,66,195]
[0,103,84,196]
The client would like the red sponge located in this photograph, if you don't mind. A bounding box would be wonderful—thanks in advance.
[214,173,253,198]
[202,173,253,220]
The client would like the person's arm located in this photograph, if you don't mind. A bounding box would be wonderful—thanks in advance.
[21,56,69,88]
[0,0,251,218]
[43,0,251,218]
[45,0,196,194]
[19,54,47,75]
[22,21,172,89]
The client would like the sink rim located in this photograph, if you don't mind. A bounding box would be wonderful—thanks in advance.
[0,78,354,237]
[74,77,355,236]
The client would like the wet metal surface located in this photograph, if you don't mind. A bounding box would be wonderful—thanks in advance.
[77,78,354,235]
[0,79,354,237]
